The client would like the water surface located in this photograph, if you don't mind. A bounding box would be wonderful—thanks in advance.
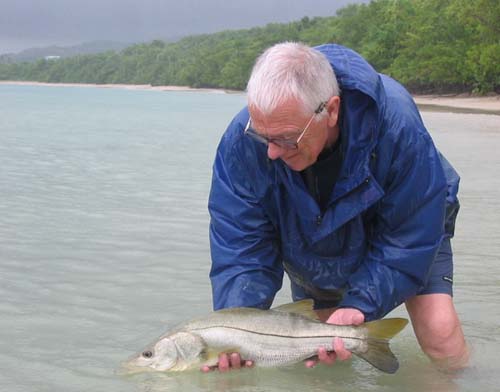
[0,84,499,391]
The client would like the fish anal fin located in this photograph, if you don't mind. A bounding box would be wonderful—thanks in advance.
[272,299,319,320]
[356,339,400,374]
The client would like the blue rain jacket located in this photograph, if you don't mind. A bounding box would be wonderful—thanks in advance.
[208,44,460,321]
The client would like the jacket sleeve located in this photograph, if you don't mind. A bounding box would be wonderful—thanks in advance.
[338,123,449,321]
[208,120,283,310]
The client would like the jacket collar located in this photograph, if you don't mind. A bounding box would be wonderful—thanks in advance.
[316,44,386,203]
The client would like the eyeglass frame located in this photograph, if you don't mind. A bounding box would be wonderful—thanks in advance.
[244,101,328,150]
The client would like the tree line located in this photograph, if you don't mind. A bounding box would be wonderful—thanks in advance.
[1,0,498,94]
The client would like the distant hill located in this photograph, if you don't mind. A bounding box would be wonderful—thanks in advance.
[0,0,498,94]
[0,41,132,64]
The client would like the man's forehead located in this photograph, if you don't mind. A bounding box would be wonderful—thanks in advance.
[248,100,308,127]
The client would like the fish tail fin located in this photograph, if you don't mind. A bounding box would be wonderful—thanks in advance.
[356,318,408,374]
[364,318,409,340]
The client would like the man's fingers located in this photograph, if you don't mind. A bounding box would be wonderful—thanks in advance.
[317,346,337,365]
[352,312,364,325]
[304,338,353,369]
[326,308,365,326]
[200,353,253,372]
[304,347,337,368]
[218,353,230,372]
[321,308,360,365]
[230,353,241,369]
[333,337,352,361]
[305,359,318,368]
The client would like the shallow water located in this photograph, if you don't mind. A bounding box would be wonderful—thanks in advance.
[0,84,499,391]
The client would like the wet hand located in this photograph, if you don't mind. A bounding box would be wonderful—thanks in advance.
[200,353,253,372]
[305,308,364,368]
[327,308,365,326]
[304,337,351,367]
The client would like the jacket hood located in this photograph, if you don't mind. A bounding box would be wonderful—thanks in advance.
[312,45,387,210]
[315,44,386,113]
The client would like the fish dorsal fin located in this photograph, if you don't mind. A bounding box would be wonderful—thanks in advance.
[272,299,319,320]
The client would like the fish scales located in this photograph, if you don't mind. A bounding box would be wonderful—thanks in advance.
[191,324,357,367]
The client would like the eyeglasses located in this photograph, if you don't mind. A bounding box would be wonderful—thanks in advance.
[244,101,327,150]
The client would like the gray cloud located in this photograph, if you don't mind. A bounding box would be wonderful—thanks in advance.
[0,0,367,54]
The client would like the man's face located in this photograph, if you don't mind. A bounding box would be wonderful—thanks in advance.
[248,97,340,171]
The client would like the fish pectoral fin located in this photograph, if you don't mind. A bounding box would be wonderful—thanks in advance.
[272,299,319,320]
[356,340,400,374]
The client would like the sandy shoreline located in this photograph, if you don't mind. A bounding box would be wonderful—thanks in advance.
[0,80,241,95]
[413,94,500,114]
[1,80,499,113]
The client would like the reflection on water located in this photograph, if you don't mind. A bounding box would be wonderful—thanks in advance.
[123,354,463,392]
[0,85,499,391]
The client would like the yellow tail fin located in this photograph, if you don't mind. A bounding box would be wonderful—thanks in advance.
[355,318,408,374]
[364,318,409,340]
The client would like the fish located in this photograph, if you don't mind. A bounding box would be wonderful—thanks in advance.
[123,300,408,374]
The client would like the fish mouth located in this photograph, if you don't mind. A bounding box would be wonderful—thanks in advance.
[116,366,154,376]
[116,359,156,376]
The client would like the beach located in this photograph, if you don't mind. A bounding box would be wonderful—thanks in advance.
[0,81,238,94]
[413,94,500,114]
[1,81,499,114]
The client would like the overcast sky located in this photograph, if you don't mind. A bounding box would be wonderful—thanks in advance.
[0,0,367,54]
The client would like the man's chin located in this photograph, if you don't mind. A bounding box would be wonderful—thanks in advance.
[283,159,308,172]
[282,150,316,172]
[282,153,316,171]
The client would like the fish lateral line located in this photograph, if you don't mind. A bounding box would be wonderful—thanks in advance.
[188,325,366,341]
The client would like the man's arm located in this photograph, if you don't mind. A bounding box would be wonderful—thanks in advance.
[206,117,283,372]
[208,116,283,310]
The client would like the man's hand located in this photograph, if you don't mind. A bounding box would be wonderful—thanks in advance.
[200,353,253,372]
[305,307,365,368]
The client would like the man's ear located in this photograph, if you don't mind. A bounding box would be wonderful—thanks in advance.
[326,96,341,128]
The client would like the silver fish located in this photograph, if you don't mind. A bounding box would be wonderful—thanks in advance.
[123,300,408,374]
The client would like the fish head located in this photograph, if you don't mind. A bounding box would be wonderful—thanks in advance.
[167,332,207,371]
[121,332,206,374]
[122,337,179,373]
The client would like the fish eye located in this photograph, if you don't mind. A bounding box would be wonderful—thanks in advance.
[142,350,153,359]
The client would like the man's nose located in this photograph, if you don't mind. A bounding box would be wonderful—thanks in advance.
[267,142,285,160]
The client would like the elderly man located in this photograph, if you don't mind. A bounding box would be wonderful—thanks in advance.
[207,42,468,372]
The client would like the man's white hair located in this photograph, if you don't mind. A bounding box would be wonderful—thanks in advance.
[246,42,340,116]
